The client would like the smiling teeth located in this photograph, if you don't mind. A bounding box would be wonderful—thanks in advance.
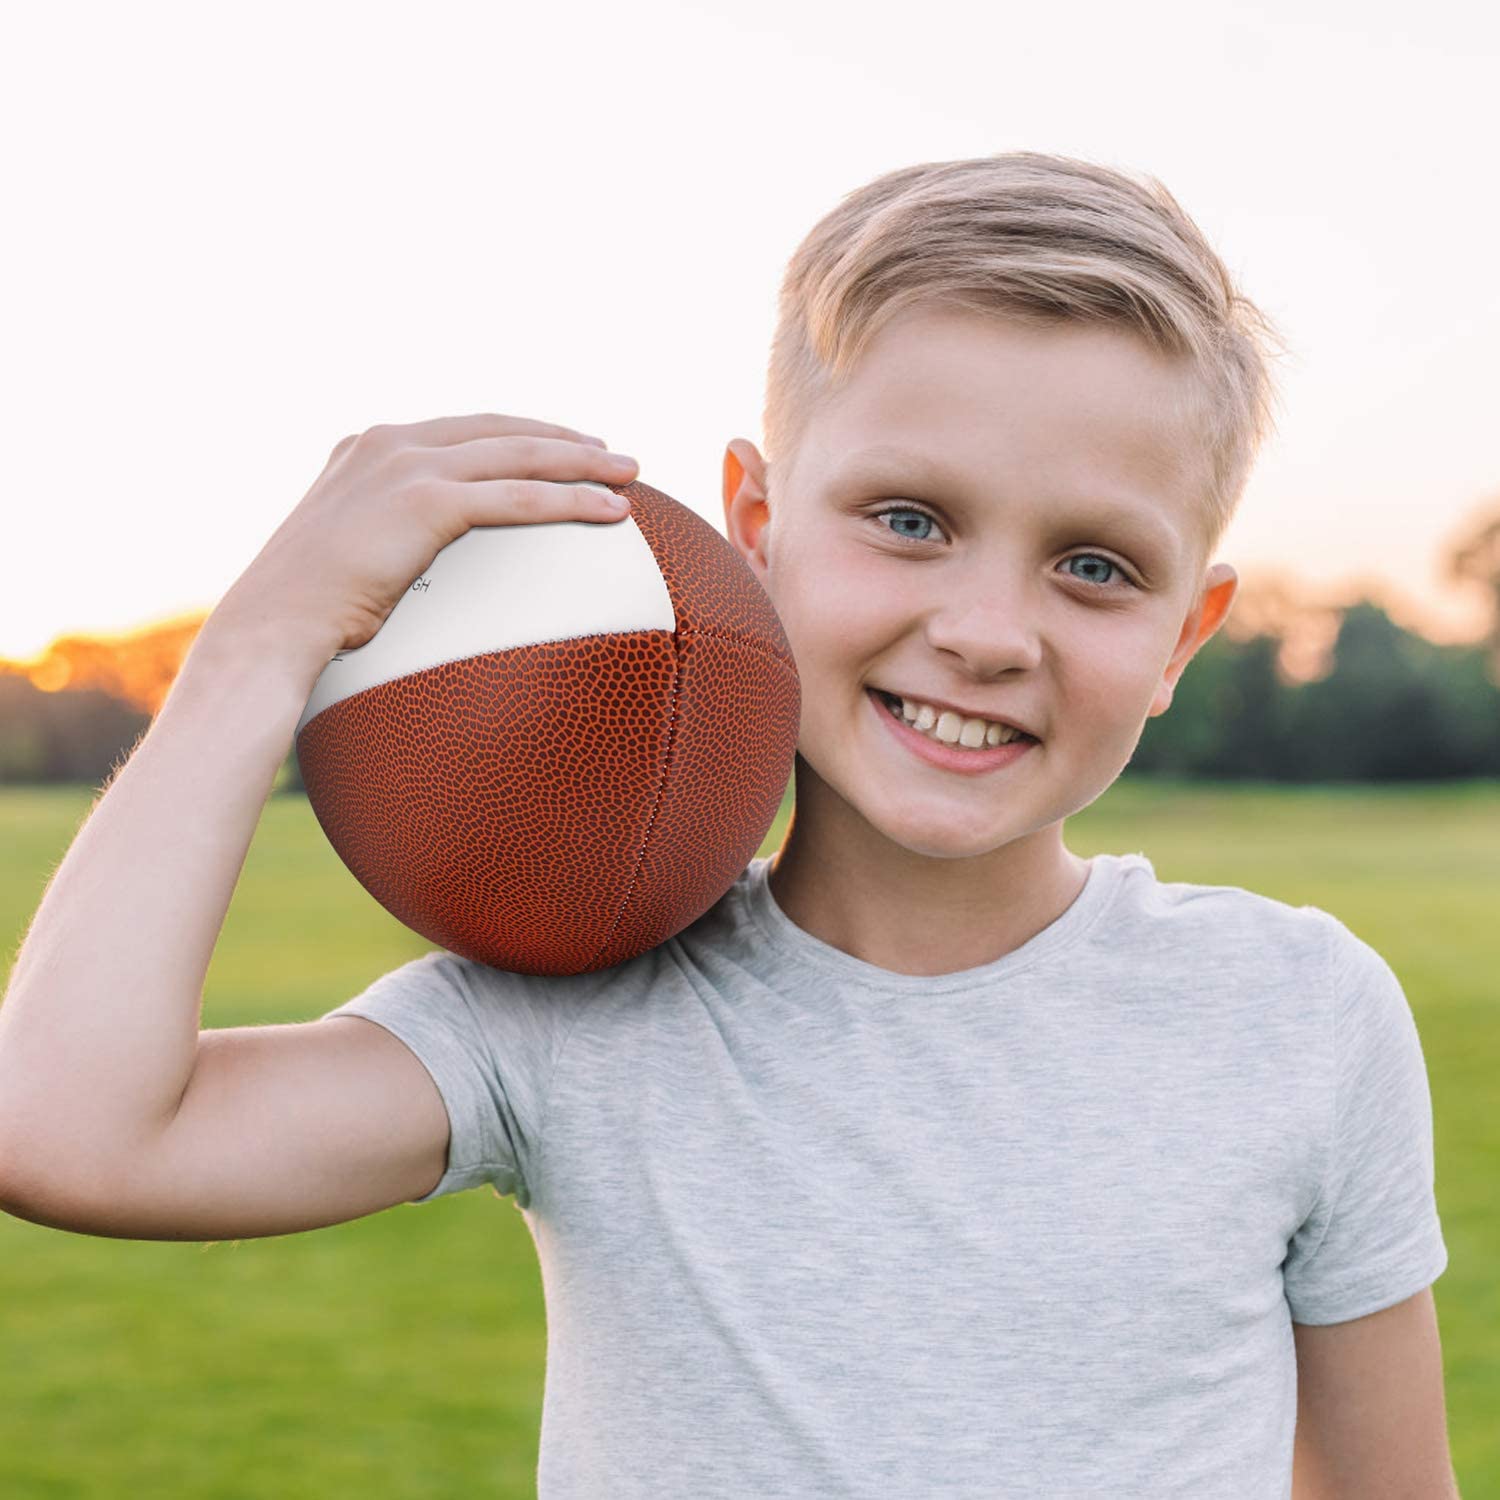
[885,694,1026,748]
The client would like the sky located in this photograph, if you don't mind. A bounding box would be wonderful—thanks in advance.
[2,0,1497,663]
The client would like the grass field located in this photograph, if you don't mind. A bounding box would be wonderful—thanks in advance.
[1,778,1496,1496]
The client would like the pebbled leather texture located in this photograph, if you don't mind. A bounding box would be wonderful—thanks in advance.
[295,478,801,975]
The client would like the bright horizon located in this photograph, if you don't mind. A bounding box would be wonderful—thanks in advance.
[4,0,1497,664]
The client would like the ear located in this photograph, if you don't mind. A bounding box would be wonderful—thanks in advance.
[1147,563,1239,718]
[722,438,774,584]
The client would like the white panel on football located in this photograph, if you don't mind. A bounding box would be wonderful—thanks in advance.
[295,514,676,736]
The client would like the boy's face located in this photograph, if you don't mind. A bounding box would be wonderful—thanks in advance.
[722,304,1237,864]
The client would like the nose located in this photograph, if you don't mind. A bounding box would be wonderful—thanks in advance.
[921,572,1044,677]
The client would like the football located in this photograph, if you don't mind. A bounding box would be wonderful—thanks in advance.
[293,477,801,977]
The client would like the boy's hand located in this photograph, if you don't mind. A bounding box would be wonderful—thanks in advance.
[214,413,640,674]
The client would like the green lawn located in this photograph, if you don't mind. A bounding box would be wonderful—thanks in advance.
[1,778,1495,1496]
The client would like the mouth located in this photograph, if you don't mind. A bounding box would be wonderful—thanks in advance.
[869,688,1039,745]
[866,687,1039,774]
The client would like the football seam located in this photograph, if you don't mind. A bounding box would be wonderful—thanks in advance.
[583,631,686,971]
[295,628,794,739]
[669,625,797,674]
[582,630,799,972]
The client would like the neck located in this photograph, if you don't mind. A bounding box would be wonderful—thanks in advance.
[766,767,1090,978]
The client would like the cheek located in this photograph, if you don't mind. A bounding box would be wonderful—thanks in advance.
[1067,632,1171,723]
[764,535,887,658]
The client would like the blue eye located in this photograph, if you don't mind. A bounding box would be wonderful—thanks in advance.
[1063,553,1134,589]
[873,504,939,543]
[872,506,1138,590]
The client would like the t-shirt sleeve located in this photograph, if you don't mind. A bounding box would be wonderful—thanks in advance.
[1281,911,1449,1324]
[322,950,583,1208]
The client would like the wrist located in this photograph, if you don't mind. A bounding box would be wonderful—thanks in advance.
[192,590,340,696]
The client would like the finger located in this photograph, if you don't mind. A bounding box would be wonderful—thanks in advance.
[422,476,634,529]
[432,433,638,484]
[370,412,609,450]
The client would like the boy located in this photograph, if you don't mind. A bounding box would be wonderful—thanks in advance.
[0,153,1457,1497]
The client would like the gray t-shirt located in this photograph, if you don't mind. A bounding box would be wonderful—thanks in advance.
[324,850,1447,1499]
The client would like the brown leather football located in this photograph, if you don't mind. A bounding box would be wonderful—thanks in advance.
[294,477,800,976]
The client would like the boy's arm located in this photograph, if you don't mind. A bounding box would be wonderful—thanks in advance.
[0,613,320,1156]
[0,615,453,1235]
[1291,1287,1460,1498]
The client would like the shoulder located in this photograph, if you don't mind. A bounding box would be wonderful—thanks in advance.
[351,945,633,1040]
[1107,852,1334,965]
[1109,856,1413,1027]
[439,945,647,1012]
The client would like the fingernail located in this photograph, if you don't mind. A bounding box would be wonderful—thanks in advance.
[584,484,630,509]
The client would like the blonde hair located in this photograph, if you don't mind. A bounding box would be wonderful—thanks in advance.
[761,152,1290,566]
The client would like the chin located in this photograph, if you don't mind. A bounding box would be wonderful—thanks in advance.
[862,795,1028,863]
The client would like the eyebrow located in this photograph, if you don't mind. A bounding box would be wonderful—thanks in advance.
[831,446,1182,568]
